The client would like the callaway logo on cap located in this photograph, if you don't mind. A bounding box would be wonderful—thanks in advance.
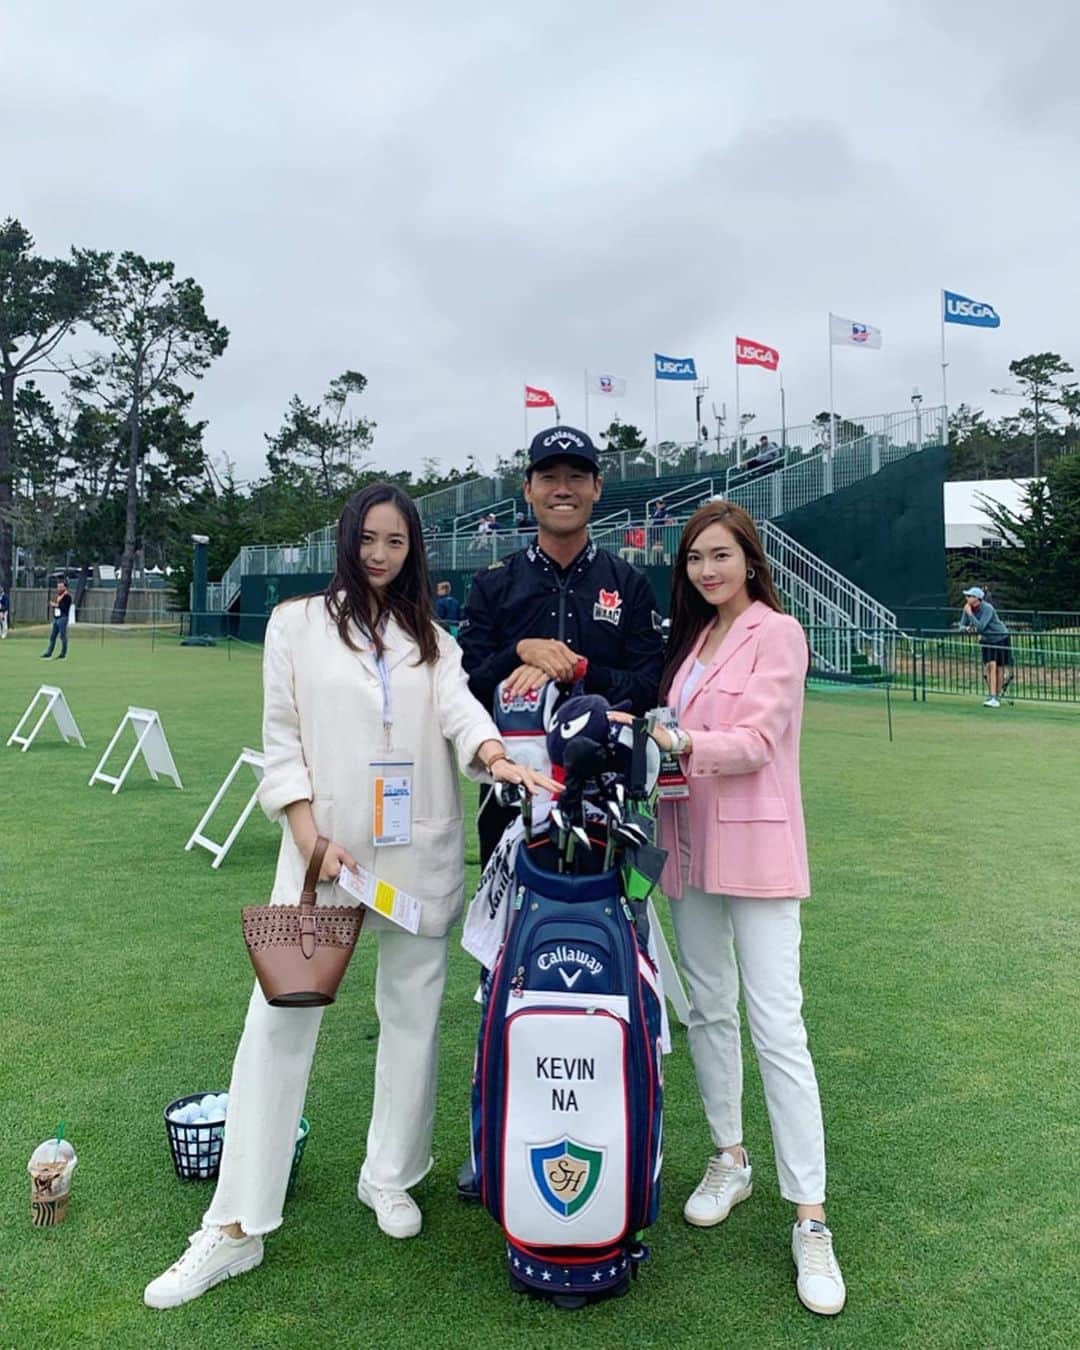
[528,425,599,470]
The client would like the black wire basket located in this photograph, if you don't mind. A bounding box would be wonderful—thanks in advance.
[164,1094,311,1191]
[163,1093,227,1181]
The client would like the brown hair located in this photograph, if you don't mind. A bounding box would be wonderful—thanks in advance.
[324,483,439,665]
[659,500,786,701]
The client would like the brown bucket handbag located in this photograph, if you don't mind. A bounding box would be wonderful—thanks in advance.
[242,836,364,1007]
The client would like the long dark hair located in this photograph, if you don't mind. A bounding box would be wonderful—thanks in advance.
[325,483,439,665]
[659,500,786,701]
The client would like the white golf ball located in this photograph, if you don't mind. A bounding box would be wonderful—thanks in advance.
[199,1095,217,1114]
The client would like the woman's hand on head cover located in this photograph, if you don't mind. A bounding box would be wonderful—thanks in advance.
[490,756,561,797]
[310,839,359,883]
[607,708,676,753]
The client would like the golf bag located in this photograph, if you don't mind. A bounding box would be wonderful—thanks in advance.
[470,685,666,1307]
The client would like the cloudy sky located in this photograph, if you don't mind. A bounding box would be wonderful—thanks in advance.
[4,0,1078,484]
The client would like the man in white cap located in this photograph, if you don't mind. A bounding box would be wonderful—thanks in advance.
[959,587,1012,707]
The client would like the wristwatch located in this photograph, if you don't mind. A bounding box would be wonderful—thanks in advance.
[670,726,692,756]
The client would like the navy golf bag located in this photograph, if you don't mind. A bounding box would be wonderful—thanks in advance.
[470,684,666,1308]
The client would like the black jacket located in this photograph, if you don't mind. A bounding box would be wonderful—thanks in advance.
[459,539,664,715]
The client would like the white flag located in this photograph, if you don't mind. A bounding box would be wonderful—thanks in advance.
[591,372,627,396]
[829,314,883,349]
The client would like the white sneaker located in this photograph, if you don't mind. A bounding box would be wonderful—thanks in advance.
[983,696,1000,707]
[792,1218,846,1315]
[683,1150,753,1227]
[143,1226,263,1309]
[357,1176,422,1238]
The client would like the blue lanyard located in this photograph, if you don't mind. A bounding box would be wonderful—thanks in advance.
[374,654,393,741]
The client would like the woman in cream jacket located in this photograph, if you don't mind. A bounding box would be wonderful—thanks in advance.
[647,501,846,1318]
[146,483,552,1310]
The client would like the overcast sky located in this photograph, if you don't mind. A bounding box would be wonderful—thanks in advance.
[4,0,1078,484]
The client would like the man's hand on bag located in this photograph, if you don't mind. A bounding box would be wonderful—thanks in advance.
[503,662,549,696]
[515,638,580,684]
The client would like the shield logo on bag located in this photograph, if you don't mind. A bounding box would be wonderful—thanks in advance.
[529,1139,604,1219]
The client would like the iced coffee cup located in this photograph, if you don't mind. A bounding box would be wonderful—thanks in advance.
[28,1139,77,1227]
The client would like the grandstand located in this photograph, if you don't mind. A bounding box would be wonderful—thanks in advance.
[203,404,947,676]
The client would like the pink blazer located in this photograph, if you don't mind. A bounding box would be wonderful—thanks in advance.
[658,601,810,900]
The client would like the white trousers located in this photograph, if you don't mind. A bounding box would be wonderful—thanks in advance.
[203,926,449,1236]
[669,887,826,1205]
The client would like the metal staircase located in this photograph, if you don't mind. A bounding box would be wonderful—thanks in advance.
[761,521,898,674]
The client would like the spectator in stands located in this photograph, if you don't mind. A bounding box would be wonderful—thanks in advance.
[434,580,461,632]
[959,586,1012,707]
[0,583,9,638]
[455,424,665,1200]
[41,579,72,659]
[469,514,493,552]
[744,436,783,472]
[649,499,676,561]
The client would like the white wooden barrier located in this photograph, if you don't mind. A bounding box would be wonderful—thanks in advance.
[186,748,266,868]
[647,899,690,1027]
[6,686,86,752]
[89,707,182,793]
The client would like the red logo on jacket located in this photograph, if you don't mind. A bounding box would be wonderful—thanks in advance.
[593,588,622,625]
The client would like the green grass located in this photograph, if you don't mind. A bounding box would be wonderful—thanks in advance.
[2,629,1078,1349]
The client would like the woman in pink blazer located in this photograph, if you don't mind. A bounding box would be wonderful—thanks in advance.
[650,501,846,1317]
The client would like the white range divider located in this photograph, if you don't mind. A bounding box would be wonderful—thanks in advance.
[186,748,265,868]
[646,899,690,1028]
[6,685,87,752]
[89,706,183,794]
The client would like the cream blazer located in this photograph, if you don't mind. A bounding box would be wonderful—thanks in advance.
[258,597,500,937]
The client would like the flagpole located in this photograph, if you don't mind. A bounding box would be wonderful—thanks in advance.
[827,314,836,461]
[653,368,660,476]
[584,369,590,435]
[940,289,949,441]
[779,369,787,449]
[523,384,528,450]
[734,355,741,466]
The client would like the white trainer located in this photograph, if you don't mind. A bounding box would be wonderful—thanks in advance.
[683,1150,753,1227]
[357,1177,422,1238]
[792,1218,846,1315]
[143,1226,263,1309]
[983,696,1000,707]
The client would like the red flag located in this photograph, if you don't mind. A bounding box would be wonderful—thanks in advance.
[525,384,556,408]
[735,337,780,371]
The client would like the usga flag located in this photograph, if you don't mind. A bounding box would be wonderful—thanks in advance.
[654,353,697,381]
[829,314,883,349]
[735,337,780,370]
[591,373,627,397]
[525,385,556,408]
[943,290,1001,328]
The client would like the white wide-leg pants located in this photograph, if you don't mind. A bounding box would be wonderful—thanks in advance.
[669,886,826,1205]
[203,926,449,1236]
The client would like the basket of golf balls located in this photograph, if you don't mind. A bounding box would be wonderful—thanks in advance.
[164,1093,229,1181]
[164,1093,311,1188]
